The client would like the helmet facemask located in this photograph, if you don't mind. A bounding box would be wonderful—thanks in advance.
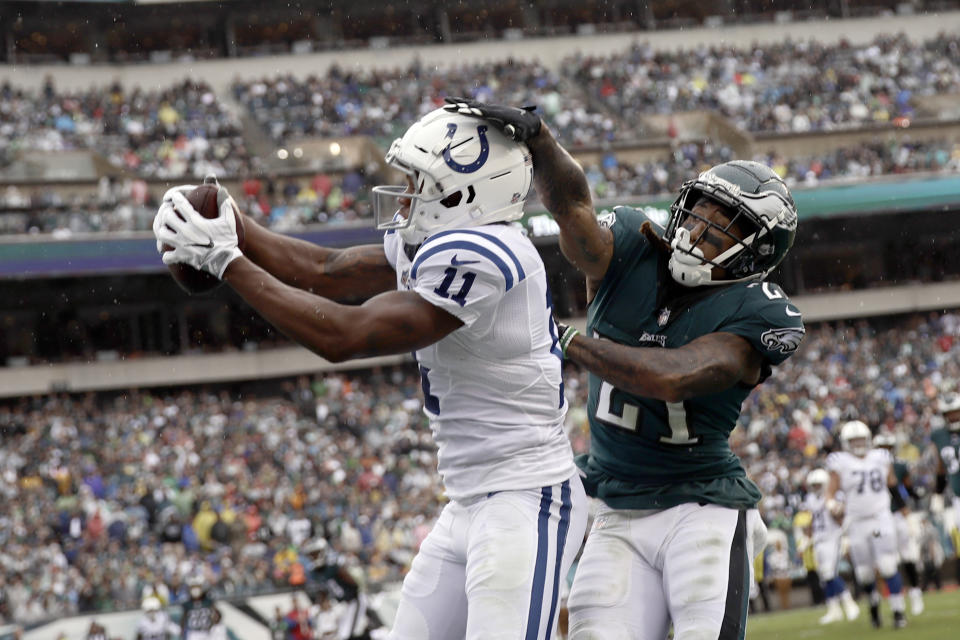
[373,108,532,247]
[846,437,870,457]
[938,394,960,431]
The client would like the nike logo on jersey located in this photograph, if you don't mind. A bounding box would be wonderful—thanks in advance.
[450,254,480,267]
[785,305,802,317]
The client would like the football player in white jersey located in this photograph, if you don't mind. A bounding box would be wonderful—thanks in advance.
[801,469,859,624]
[136,596,181,640]
[153,107,588,640]
[826,420,907,629]
[873,431,925,615]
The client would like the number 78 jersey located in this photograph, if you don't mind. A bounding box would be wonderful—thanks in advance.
[385,223,575,501]
[580,206,804,510]
[826,449,893,521]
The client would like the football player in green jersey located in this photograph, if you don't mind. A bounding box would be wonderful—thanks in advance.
[446,98,805,640]
[932,393,960,574]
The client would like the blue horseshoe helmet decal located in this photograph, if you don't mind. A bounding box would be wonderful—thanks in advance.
[442,123,490,173]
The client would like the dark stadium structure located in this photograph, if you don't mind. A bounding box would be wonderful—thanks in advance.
[3,0,960,63]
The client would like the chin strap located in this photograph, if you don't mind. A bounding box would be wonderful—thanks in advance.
[668,227,713,286]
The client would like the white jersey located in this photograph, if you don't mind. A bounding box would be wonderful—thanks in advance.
[801,493,842,542]
[827,448,892,522]
[384,223,576,500]
[135,612,180,640]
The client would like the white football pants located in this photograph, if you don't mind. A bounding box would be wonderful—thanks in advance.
[567,502,766,640]
[893,510,921,564]
[388,475,587,640]
[813,531,843,582]
[846,513,899,583]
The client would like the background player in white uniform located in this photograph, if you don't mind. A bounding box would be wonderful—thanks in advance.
[154,107,587,640]
[136,597,181,640]
[826,420,907,629]
[873,431,925,615]
[801,469,859,624]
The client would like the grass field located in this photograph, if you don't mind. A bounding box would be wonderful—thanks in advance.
[746,588,960,639]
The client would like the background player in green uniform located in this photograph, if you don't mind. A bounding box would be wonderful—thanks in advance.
[445,98,804,640]
[932,394,960,580]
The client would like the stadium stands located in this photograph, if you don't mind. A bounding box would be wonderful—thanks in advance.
[1,313,959,627]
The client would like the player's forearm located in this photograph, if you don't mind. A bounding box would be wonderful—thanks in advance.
[563,334,744,403]
[223,257,368,362]
[527,126,611,279]
[240,216,395,301]
[527,125,592,220]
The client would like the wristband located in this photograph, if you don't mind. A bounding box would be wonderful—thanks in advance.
[558,325,580,358]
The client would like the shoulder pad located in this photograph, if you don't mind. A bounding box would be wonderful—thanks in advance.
[413,228,528,292]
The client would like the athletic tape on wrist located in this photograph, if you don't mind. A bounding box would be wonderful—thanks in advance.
[558,326,580,358]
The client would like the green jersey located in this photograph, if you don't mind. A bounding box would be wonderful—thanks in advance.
[931,427,960,496]
[578,206,804,510]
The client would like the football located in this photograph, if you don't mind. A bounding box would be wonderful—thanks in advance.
[162,182,245,295]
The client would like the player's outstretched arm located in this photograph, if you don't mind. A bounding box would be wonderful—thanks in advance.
[240,216,396,302]
[443,97,612,281]
[559,329,763,403]
[526,125,613,282]
[223,257,463,361]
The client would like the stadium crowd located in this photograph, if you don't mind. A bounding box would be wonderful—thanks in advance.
[572,32,960,134]
[0,78,256,180]
[0,168,378,236]
[2,136,958,236]
[4,31,960,187]
[1,311,959,627]
[230,58,612,147]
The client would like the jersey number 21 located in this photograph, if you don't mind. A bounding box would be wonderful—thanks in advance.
[596,381,700,445]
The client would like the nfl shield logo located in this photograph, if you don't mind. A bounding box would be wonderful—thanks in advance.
[658,308,671,326]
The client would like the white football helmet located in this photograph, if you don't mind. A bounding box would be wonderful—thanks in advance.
[938,393,960,431]
[372,107,533,246]
[839,420,872,457]
[806,468,829,494]
[873,432,896,449]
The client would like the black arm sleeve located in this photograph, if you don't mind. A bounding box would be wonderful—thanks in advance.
[936,473,947,494]
[889,485,907,511]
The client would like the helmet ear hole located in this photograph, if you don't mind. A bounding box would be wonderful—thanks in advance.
[440,191,463,208]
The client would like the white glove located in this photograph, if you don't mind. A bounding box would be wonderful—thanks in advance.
[154,189,242,279]
[153,185,197,253]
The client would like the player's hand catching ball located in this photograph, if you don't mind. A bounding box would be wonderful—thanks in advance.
[443,97,542,143]
[154,181,243,279]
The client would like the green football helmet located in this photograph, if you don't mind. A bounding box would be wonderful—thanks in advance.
[664,160,798,287]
